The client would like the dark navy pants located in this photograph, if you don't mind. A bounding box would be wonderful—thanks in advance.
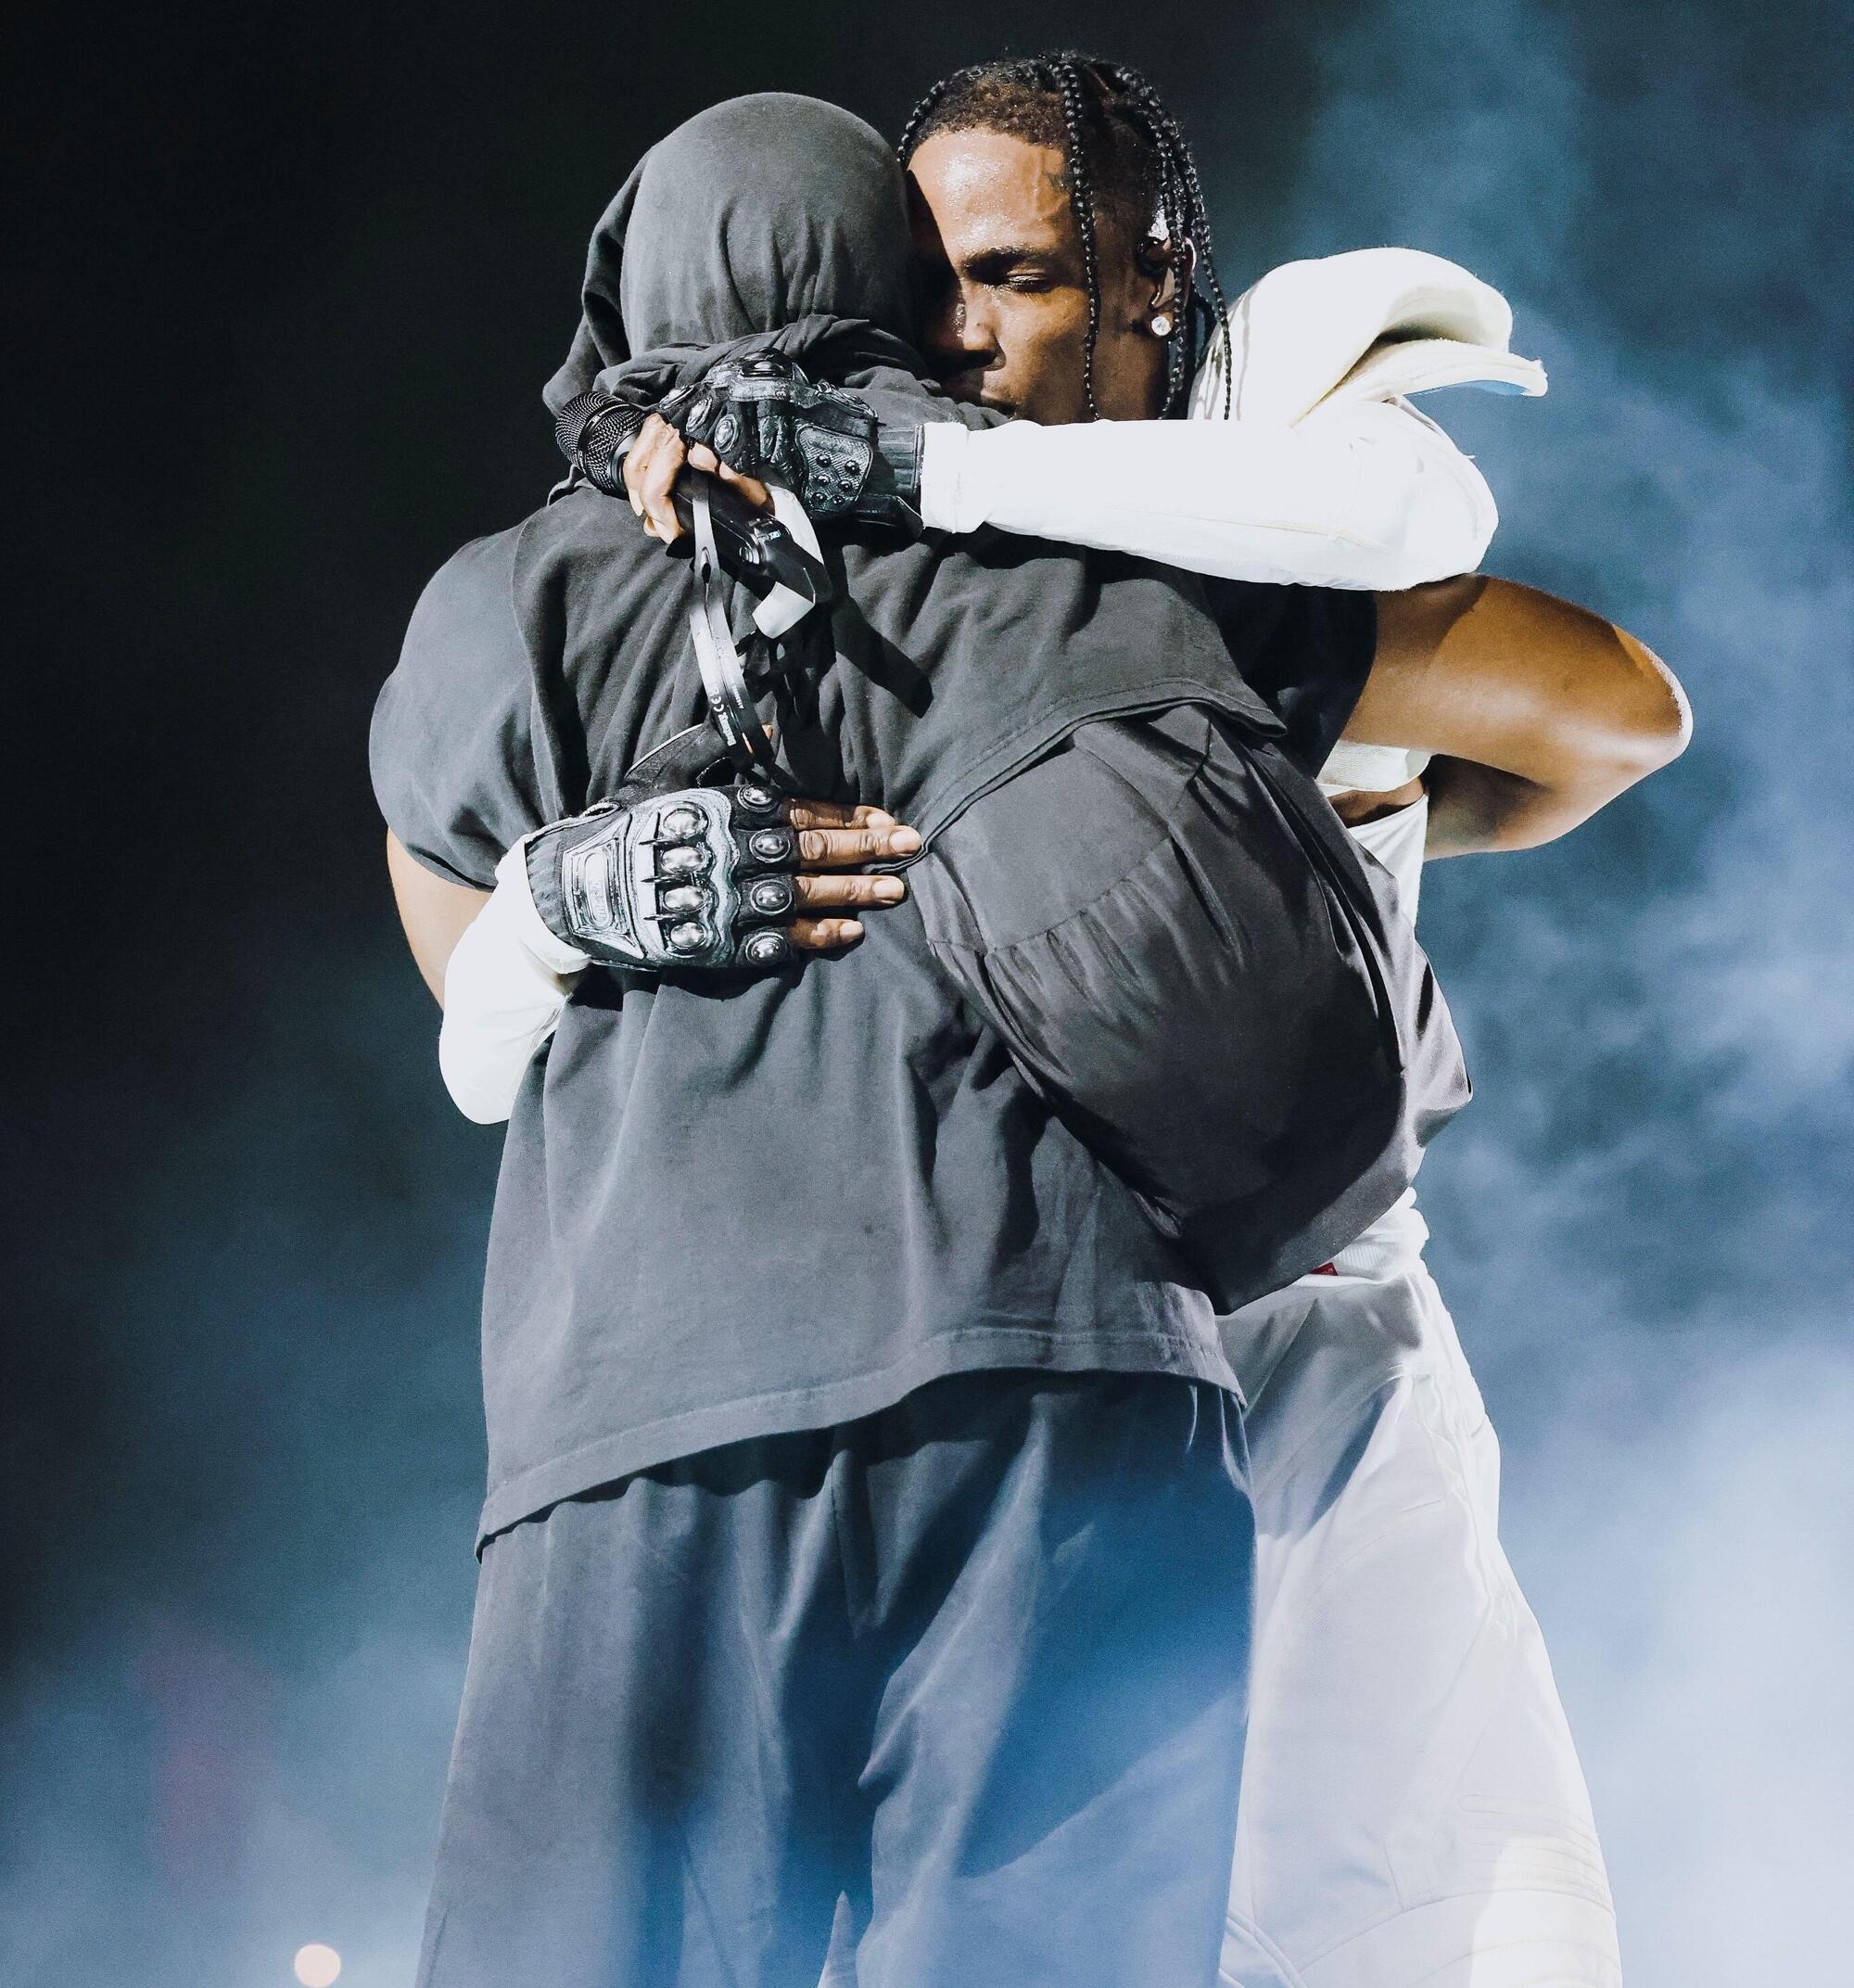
[417,1369,1253,1988]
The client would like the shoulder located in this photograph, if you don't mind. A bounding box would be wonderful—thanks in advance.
[379,516,550,781]
[406,523,526,645]
[388,523,540,720]
[397,492,667,695]
[373,521,550,886]
[411,488,649,607]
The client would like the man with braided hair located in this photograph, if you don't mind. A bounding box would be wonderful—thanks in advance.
[897,57,1660,1988]
[594,53,1683,1988]
[900,50,1231,422]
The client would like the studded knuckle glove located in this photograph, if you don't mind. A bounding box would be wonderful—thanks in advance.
[656,352,923,533]
[523,780,803,974]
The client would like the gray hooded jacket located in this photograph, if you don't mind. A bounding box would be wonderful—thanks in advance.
[372,96,1466,1545]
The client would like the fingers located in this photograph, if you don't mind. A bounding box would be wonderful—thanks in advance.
[624,415,690,543]
[794,822,921,868]
[687,443,771,512]
[789,916,866,953]
[771,802,917,952]
[758,803,917,952]
[783,799,899,830]
[773,796,923,866]
[793,873,908,911]
[621,415,669,513]
[622,420,770,549]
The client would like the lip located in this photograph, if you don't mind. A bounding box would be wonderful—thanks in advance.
[940,374,1012,414]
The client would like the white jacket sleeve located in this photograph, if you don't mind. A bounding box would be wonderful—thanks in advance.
[917,398,1496,592]
[916,248,1545,593]
[438,845,590,1125]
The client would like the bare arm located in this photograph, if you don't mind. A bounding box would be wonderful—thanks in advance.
[1345,576,1691,857]
[387,830,489,1003]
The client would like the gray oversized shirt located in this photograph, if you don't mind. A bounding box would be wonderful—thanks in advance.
[371,96,1459,1545]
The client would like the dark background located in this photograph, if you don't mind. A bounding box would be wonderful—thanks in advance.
[6,3,1850,1982]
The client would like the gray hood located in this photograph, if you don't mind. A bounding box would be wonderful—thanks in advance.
[543,93,921,414]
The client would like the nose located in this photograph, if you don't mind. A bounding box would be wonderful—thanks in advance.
[923,275,991,378]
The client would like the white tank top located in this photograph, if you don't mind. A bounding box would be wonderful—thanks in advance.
[1348,789,1429,918]
[1317,793,1432,1279]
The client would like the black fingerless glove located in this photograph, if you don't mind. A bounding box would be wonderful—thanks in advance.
[524,778,802,974]
[656,352,924,534]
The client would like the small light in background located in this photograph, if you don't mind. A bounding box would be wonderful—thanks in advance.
[294,1943,342,1987]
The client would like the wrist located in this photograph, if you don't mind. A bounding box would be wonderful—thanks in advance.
[519,785,801,974]
[496,842,592,975]
[856,422,924,532]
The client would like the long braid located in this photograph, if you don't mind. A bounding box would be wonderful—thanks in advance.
[900,52,1232,418]
[1161,106,1232,415]
[1099,60,1233,415]
[1109,91,1193,414]
[1052,61,1106,420]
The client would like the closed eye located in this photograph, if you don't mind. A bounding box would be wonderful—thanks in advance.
[963,248,1066,292]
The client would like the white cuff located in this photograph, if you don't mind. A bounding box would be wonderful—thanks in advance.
[489,843,591,975]
[919,422,976,536]
[1192,247,1530,426]
[438,847,590,1124]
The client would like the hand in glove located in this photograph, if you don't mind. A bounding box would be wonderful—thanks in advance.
[523,779,918,974]
[652,351,924,534]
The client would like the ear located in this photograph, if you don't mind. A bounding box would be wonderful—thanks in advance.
[1134,233,1195,312]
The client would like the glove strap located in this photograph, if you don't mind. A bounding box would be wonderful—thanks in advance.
[688,476,789,787]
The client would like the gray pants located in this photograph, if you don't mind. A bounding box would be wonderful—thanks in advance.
[418,1369,1253,1988]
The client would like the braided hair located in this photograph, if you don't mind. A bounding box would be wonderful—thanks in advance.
[899,53,1231,418]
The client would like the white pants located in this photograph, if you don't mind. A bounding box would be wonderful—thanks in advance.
[1221,1264,1619,1987]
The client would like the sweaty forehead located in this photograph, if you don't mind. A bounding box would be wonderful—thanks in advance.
[908,128,1073,262]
